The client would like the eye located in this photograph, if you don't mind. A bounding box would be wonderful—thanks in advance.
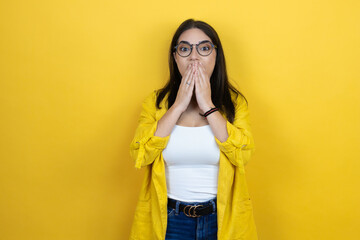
[200,46,210,51]
[179,47,189,52]
[198,42,212,52]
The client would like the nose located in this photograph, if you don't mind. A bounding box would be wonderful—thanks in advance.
[189,45,200,60]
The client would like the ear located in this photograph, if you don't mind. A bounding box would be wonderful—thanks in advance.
[173,52,177,62]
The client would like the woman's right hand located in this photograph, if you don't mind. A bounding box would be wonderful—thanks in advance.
[173,63,196,113]
[154,63,196,138]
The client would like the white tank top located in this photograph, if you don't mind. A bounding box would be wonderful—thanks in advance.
[162,124,220,202]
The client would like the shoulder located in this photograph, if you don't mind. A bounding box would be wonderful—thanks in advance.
[143,89,157,103]
[141,90,158,110]
[229,88,247,109]
[142,89,168,110]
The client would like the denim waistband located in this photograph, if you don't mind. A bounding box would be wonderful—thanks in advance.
[167,196,217,215]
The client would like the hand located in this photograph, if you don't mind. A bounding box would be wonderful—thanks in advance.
[194,61,215,114]
[173,63,196,113]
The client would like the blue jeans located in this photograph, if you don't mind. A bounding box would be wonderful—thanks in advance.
[165,197,218,240]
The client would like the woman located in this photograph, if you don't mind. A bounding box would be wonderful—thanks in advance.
[129,19,258,240]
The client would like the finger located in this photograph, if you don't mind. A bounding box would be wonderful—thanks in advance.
[198,62,207,76]
[189,64,197,84]
[194,70,202,91]
[199,62,205,72]
[187,66,197,88]
[198,64,206,84]
[185,63,193,79]
[195,67,202,88]
[189,70,195,90]
[199,67,210,90]
[182,64,194,86]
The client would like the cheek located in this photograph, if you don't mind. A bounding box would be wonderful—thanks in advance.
[205,58,216,76]
[176,61,188,77]
[180,65,188,77]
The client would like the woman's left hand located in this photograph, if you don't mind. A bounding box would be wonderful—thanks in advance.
[194,61,215,114]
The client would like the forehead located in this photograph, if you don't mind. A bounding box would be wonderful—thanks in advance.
[177,28,211,44]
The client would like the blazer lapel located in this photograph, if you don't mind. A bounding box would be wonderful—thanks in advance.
[152,91,233,237]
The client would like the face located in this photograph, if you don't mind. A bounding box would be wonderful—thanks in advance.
[173,28,217,79]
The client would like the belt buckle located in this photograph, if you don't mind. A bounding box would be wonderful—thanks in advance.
[183,204,203,217]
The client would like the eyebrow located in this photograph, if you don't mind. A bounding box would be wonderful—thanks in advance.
[178,40,211,45]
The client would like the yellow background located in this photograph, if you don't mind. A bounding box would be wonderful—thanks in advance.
[1,0,359,239]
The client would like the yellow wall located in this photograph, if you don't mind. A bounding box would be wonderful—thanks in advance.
[1,0,359,239]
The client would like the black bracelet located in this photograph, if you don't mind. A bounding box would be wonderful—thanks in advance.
[199,107,219,118]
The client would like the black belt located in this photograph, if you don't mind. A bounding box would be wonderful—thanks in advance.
[167,198,216,218]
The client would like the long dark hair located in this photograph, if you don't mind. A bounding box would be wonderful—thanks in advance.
[156,18,248,123]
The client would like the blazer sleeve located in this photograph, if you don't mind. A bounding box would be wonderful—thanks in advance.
[214,94,256,167]
[129,90,170,169]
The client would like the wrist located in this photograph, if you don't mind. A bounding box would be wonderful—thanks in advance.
[171,103,186,114]
[199,107,219,119]
[200,104,216,115]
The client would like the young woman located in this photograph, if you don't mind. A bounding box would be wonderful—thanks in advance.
[129,19,258,240]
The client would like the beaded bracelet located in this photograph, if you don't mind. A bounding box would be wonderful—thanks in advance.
[199,107,219,119]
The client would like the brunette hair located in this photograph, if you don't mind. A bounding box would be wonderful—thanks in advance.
[155,18,248,123]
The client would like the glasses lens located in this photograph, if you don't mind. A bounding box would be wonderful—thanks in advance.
[177,42,191,57]
[198,41,214,56]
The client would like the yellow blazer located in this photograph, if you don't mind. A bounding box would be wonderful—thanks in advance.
[129,89,258,240]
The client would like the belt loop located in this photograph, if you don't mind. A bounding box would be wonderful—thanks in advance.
[210,198,216,214]
[175,200,180,215]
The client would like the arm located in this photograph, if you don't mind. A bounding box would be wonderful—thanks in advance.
[129,90,170,169]
[200,104,229,143]
[154,102,183,138]
[214,94,256,167]
[154,64,195,137]
[193,62,255,167]
[130,65,197,169]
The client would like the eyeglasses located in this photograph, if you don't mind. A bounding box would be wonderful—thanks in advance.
[174,40,217,57]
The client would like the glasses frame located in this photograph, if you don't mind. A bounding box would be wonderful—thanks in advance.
[173,40,217,57]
